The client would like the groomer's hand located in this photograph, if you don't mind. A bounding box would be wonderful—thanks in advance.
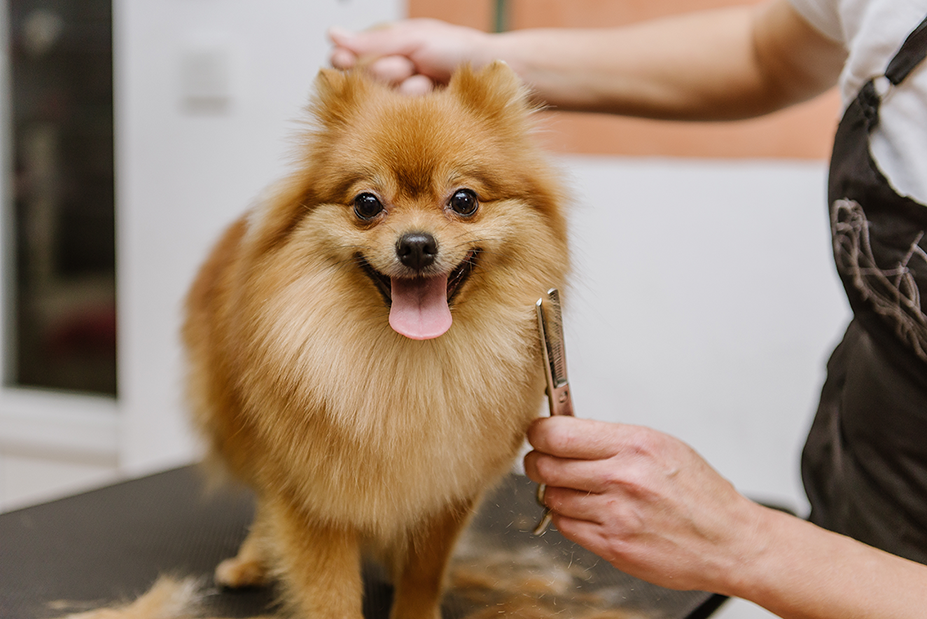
[328,19,491,95]
[524,416,765,593]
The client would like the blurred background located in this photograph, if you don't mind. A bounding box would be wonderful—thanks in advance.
[0,0,847,585]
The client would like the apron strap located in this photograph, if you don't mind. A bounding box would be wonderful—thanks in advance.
[886,14,927,85]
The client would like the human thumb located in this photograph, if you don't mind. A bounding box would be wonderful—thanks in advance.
[327,26,356,47]
[328,24,404,57]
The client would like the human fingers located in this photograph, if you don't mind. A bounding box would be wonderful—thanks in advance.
[398,74,436,96]
[523,449,611,494]
[530,425,770,593]
[527,416,634,460]
[549,512,614,562]
[366,55,423,86]
[329,19,489,86]
[328,24,415,65]
[541,485,609,524]
[552,490,770,594]
[548,511,677,589]
[329,45,357,70]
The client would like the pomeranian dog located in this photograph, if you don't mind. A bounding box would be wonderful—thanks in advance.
[182,62,569,619]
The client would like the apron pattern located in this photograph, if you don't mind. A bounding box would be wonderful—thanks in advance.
[831,197,927,361]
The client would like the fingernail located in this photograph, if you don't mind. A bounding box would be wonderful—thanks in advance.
[328,26,355,42]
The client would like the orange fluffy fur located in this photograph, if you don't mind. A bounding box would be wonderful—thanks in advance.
[182,62,569,619]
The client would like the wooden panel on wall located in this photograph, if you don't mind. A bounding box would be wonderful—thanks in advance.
[509,0,763,27]
[406,0,494,31]
[407,0,840,159]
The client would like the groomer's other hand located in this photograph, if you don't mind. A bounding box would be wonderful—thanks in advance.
[328,19,491,95]
[524,416,764,593]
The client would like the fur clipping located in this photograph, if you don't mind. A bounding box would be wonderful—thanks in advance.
[57,577,207,619]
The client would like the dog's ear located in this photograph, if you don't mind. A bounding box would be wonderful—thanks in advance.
[310,68,368,127]
[239,179,317,260]
[448,61,534,123]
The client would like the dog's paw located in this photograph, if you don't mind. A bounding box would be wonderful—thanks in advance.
[214,556,269,588]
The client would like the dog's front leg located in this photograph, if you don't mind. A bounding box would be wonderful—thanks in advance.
[270,500,364,619]
[390,499,474,619]
[215,497,273,588]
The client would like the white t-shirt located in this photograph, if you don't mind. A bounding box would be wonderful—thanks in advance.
[789,0,927,205]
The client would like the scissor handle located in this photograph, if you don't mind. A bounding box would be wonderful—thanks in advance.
[548,383,574,417]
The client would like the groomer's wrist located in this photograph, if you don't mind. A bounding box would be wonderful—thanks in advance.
[720,502,833,617]
[484,30,555,104]
[708,499,785,601]
[482,31,522,72]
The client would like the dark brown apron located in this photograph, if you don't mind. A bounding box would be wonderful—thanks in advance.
[801,15,927,563]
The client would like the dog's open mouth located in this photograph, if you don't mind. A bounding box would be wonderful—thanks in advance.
[357,250,480,340]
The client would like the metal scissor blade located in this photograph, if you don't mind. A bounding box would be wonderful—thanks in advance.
[542,288,569,388]
[537,288,573,419]
[533,288,575,535]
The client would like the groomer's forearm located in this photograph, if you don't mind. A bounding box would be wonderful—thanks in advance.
[486,1,841,120]
[490,7,762,119]
[725,505,927,619]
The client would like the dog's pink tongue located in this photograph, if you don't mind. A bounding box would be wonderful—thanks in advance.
[389,275,451,340]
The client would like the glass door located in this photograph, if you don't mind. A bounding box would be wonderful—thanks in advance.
[6,0,115,396]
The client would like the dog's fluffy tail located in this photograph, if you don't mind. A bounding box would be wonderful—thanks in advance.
[58,576,205,619]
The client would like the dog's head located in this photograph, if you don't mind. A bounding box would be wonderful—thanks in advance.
[244,62,568,341]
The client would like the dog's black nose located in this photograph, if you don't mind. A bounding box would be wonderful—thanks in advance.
[396,232,438,270]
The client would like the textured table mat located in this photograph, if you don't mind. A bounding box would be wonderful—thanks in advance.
[0,466,726,619]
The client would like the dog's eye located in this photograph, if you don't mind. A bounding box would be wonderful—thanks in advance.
[353,193,384,221]
[448,189,479,217]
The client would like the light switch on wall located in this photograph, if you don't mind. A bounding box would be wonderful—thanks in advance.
[180,43,233,113]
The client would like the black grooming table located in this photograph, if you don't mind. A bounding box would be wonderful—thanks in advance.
[0,466,726,619]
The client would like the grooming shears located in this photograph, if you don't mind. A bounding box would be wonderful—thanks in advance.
[533,288,574,536]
